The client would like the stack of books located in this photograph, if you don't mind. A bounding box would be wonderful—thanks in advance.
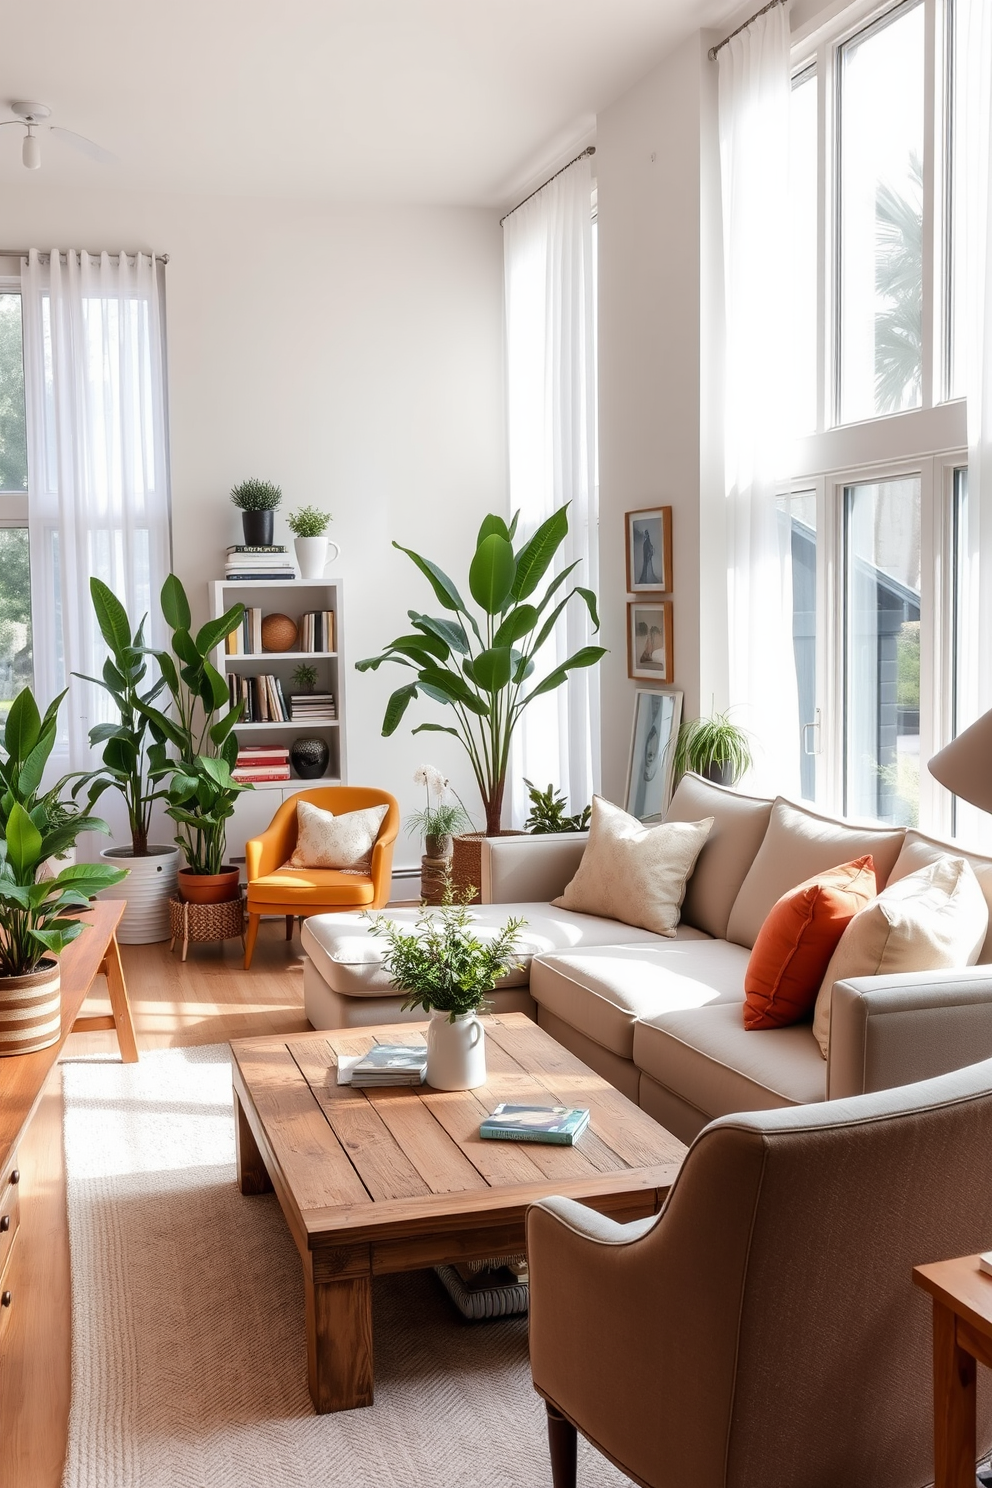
[337,1044,428,1087]
[289,691,336,721]
[229,673,291,722]
[232,746,290,783]
[479,1103,591,1145]
[299,610,336,652]
[226,607,264,654]
[225,545,296,581]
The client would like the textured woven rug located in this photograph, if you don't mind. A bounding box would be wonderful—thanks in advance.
[62,1043,634,1488]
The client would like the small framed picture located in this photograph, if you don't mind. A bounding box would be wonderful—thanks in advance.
[625,689,683,821]
[625,506,672,594]
[627,600,674,682]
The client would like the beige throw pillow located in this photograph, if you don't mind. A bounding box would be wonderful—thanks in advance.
[812,856,988,1058]
[552,795,713,937]
[288,800,388,872]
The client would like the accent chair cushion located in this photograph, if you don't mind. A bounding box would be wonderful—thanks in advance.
[726,798,905,950]
[552,796,713,937]
[288,800,388,872]
[664,772,774,939]
[743,856,878,1030]
[812,856,990,1057]
[247,867,376,909]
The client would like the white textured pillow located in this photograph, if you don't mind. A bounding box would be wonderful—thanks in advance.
[812,856,989,1058]
[552,795,713,937]
[288,800,388,872]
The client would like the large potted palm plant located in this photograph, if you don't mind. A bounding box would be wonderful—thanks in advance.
[0,687,127,1055]
[75,578,179,943]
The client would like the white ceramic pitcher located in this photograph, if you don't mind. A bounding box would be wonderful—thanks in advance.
[426,1009,487,1090]
[294,535,341,579]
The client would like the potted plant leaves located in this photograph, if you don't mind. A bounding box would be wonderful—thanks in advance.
[406,764,473,904]
[523,780,591,834]
[0,686,127,1055]
[230,478,282,548]
[287,504,339,579]
[74,578,179,943]
[673,710,753,787]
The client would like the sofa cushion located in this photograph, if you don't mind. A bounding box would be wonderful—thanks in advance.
[812,856,989,1057]
[888,829,992,963]
[301,902,669,997]
[743,856,878,1030]
[530,935,748,1060]
[726,798,905,950]
[664,773,774,939]
[633,1002,827,1120]
[553,796,712,936]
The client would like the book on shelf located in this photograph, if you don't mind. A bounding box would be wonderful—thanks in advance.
[232,768,290,782]
[336,1044,428,1087]
[290,692,336,721]
[229,673,293,723]
[299,610,335,653]
[225,571,296,581]
[479,1103,591,1145]
[226,545,289,554]
[237,746,289,762]
[233,743,290,782]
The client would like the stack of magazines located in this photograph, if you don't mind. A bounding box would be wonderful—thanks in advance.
[339,1044,428,1087]
[479,1103,591,1145]
[289,691,336,721]
[225,545,296,580]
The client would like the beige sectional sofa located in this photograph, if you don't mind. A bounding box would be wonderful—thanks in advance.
[301,773,992,1143]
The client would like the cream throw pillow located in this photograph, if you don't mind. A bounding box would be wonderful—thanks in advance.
[552,796,713,937]
[288,800,388,872]
[812,856,988,1058]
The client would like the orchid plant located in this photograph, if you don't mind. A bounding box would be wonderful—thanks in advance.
[405,764,472,843]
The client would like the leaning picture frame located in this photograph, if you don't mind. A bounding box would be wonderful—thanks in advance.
[627,599,674,682]
[625,506,673,593]
[625,689,683,821]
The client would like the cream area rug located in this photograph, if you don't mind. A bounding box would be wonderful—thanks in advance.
[62,1044,635,1488]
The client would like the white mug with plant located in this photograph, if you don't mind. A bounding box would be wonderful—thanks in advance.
[287,504,339,579]
[366,888,525,1090]
[407,764,472,858]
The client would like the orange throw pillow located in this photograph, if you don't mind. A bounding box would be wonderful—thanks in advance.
[743,856,878,1030]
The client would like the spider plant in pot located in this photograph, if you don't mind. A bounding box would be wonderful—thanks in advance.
[673,710,753,788]
[0,686,127,1055]
[357,504,605,836]
[72,578,179,944]
[142,576,251,904]
[287,504,339,580]
[230,478,282,548]
[366,887,525,1090]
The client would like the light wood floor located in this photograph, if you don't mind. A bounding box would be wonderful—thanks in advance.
[2,918,319,1488]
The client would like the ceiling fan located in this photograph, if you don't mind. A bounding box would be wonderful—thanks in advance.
[0,102,117,170]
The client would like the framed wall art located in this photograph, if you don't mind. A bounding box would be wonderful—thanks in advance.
[625,506,672,593]
[627,599,674,682]
[625,689,683,821]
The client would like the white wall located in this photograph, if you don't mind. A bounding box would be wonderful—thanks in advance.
[4,184,505,866]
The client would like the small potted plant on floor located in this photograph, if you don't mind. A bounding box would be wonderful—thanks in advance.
[74,578,180,943]
[673,710,753,787]
[287,504,338,580]
[230,478,282,548]
[406,764,472,904]
[523,780,591,834]
[0,686,127,1055]
[366,888,525,1090]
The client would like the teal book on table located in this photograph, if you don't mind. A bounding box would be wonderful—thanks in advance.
[479,1103,591,1145]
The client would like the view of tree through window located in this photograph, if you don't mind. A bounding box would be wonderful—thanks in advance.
[0,295,27,492]
[0,292,32,721]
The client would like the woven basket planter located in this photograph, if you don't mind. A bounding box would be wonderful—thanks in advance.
[0,959,61,1057]
[450,831,525,905]
[169,894,245,961]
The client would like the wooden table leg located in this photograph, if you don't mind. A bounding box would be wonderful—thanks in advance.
[933,1300,977,1488]
[304,1268,374,1413]
[99,934,139,1064]
[234,1093,273,1196]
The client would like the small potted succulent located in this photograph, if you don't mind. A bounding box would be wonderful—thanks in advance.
[523,780,591,834]
[231,478,282,548]
[287,504,338,579]
[673,710,753,788]
[366,887,525,1090]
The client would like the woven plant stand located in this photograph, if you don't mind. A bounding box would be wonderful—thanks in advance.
[420,853,451,906]
[450,831,525,905]
[169,894,245,962]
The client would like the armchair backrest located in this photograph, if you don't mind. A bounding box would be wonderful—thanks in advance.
[635,1060,992,1488]
[266,786,400,852]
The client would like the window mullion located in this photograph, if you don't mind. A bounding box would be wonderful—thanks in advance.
[920,0,938,408]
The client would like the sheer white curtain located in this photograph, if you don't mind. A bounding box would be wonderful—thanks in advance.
[503,153,599,824]
[717,5,801,797]
[20,249,172,767]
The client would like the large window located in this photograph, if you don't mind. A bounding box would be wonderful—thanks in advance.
[0,290,31,723]
[784,0,967,834]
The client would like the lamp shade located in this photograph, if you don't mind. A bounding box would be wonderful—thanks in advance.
[928,708,992,814]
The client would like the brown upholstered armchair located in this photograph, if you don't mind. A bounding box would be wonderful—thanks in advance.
[243,786,399,969]
[528,1060,992,1488]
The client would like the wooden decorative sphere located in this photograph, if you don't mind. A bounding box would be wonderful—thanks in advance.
[261,613,298,652]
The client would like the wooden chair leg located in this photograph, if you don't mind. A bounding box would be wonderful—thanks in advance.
[286,914,295,941]
[244,912,261,970]
[546,1403,577,1488]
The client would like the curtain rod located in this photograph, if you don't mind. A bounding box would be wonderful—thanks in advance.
[708,0,787,60]
[0,249,169,263]
[500,146,596,226]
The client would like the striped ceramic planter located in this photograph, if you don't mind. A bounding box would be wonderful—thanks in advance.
[0,960,61,1057]
[99,845,180,944]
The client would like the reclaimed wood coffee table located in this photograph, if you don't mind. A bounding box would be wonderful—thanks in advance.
[230,1012,686,1413]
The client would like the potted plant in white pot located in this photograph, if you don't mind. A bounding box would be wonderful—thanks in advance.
[75,578,180,943]
[230,478,282,548]
[366,889,525,1090]
[0,686,127,1055]
[287,504,339,580]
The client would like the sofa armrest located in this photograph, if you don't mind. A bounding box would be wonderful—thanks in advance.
[480,832,588,904]
[827,965,992,1099]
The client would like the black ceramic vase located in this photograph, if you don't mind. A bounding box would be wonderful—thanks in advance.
[291,736,330,780]
[241,509,274,547]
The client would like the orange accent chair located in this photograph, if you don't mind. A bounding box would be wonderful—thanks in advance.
[243,786,399,969]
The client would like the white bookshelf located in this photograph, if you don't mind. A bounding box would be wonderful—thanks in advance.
[209,578,347,864]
